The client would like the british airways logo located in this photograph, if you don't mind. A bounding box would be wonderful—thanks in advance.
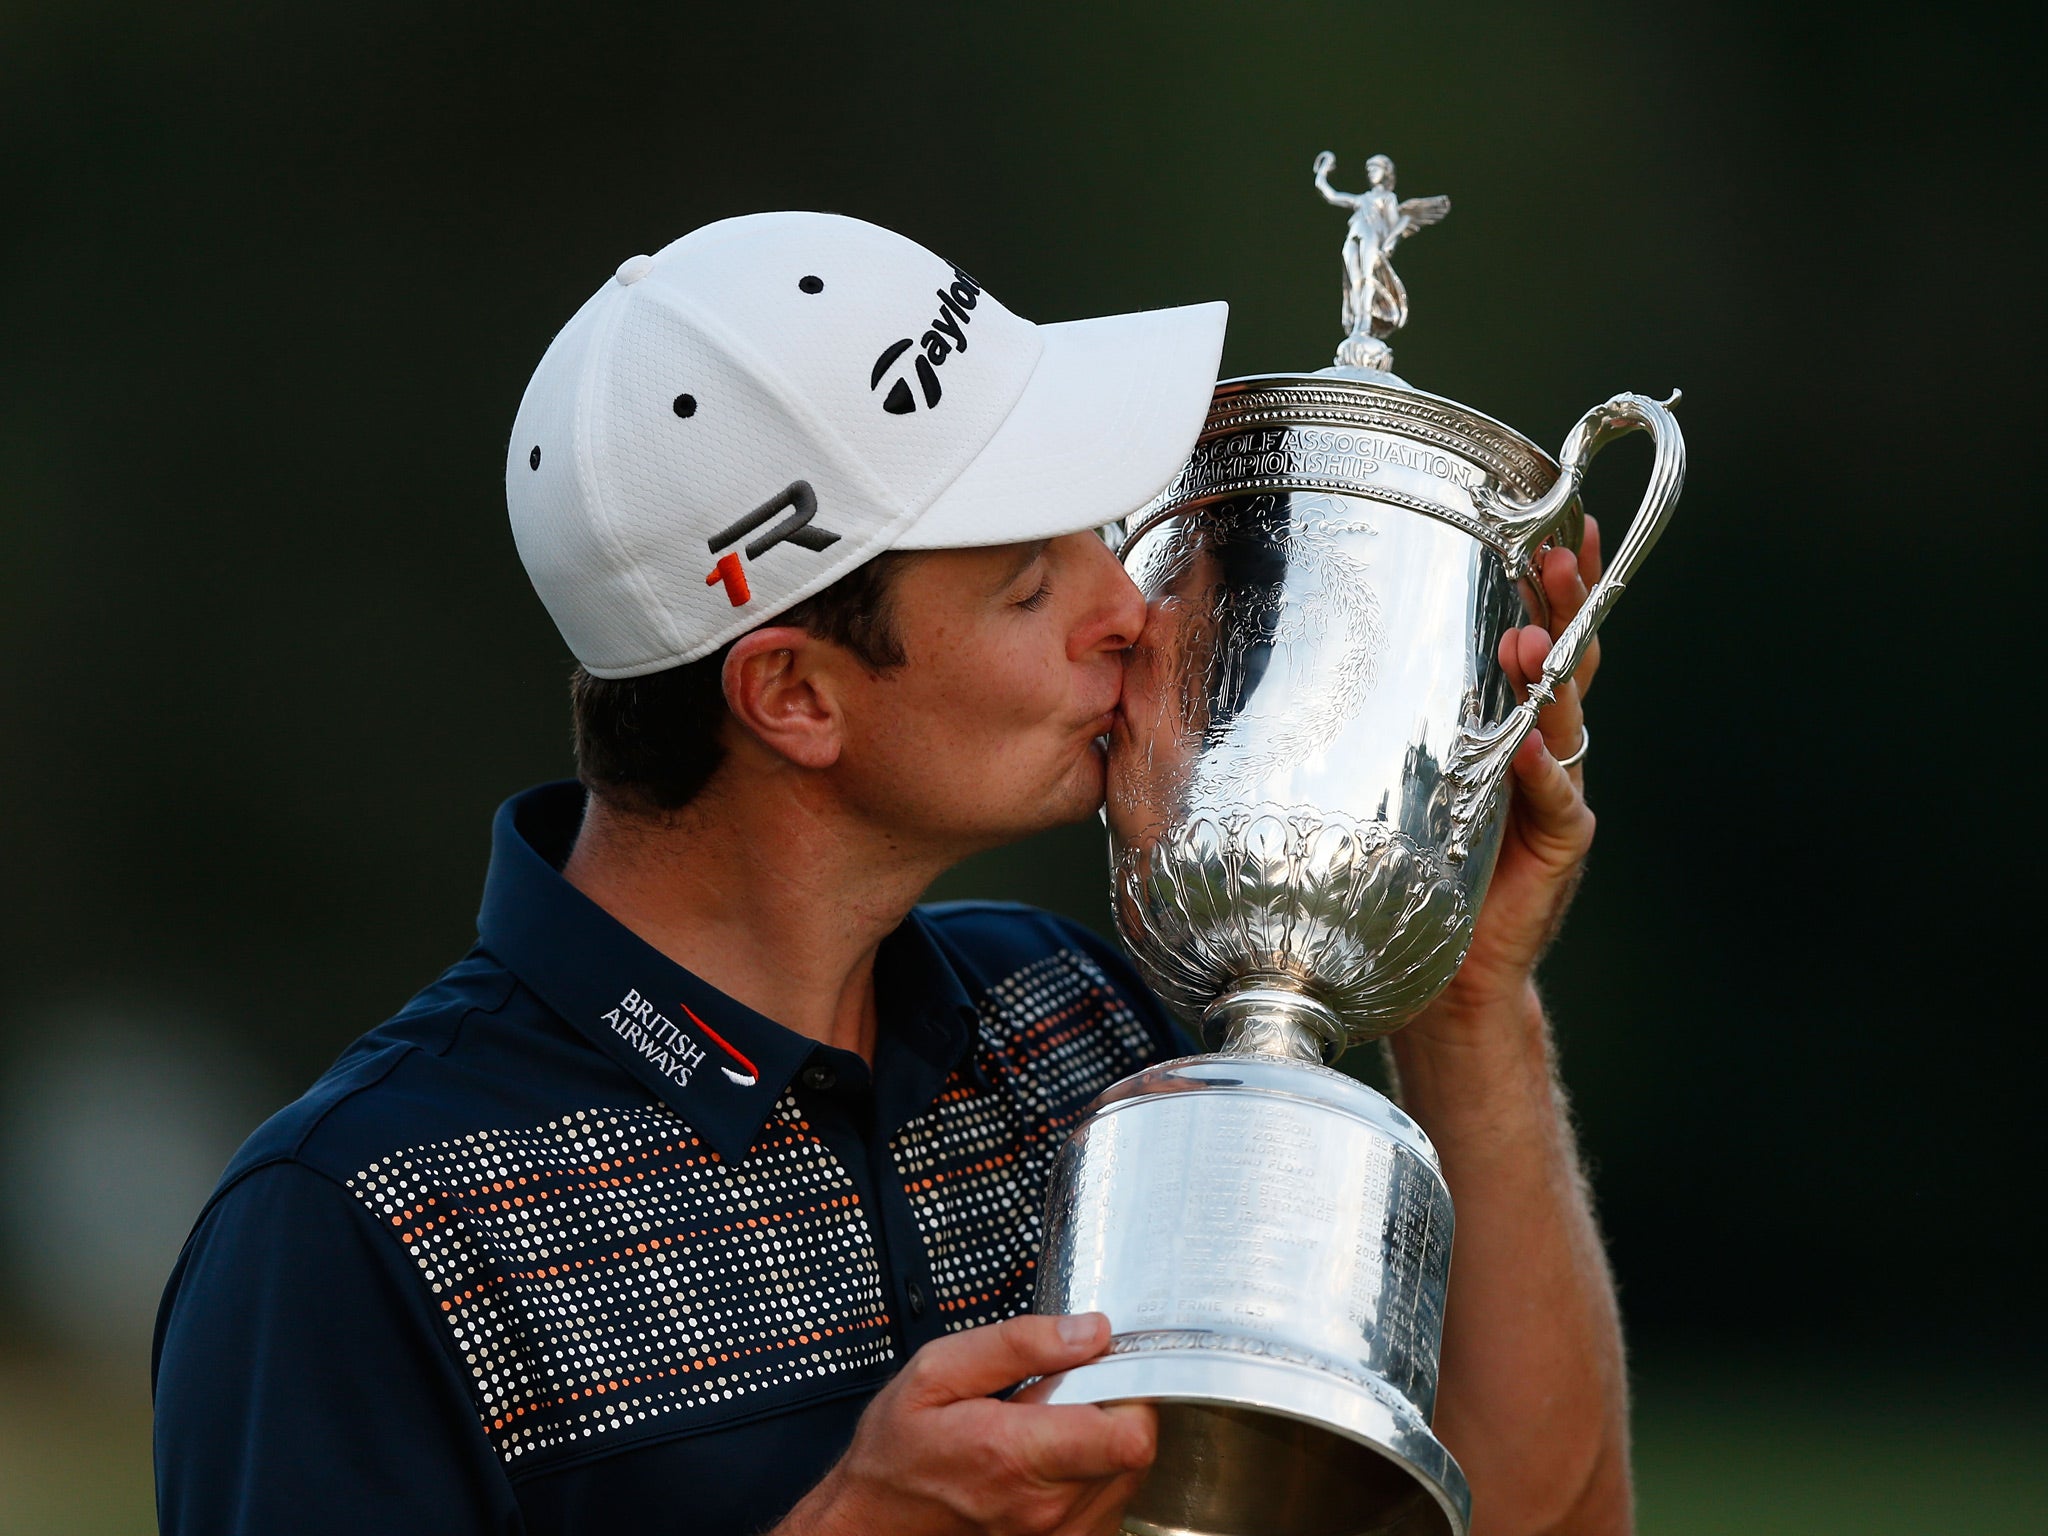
[870,267,984,415]
[601,988,759,1088]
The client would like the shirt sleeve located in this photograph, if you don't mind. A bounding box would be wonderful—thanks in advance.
[153,1159,522,1536]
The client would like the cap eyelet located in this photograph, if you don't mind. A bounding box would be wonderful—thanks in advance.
[528,446,541,470]
[798,275,824,294]
[673,394,697,418]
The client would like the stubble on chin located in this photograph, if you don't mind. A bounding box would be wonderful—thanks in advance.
[1063,739,1111,825]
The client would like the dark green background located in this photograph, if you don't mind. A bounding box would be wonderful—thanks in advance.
[3,0,2040,1398]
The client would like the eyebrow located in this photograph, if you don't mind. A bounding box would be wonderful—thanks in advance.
[992,539,1051,591]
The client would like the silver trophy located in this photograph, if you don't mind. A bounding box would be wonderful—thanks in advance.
[1022,154,1686,1536]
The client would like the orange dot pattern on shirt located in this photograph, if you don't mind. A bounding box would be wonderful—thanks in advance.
[347,1094,893,1460]
[891,948,1158,1332]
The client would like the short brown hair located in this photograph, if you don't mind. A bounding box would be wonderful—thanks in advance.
[571,551,919,815]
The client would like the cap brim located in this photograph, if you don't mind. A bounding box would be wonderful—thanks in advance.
[891,300,1227,549]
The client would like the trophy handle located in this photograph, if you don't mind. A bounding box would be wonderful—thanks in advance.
[1445,391,1687,862]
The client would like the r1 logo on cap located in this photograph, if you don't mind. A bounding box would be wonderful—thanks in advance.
[704,480,841,606]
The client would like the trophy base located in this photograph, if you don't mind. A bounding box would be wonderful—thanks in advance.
[1026,1344,1467,1536]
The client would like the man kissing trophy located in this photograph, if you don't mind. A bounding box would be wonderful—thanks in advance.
[1022,153,1686,1536]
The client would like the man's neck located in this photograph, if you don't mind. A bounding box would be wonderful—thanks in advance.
[561,780,944,1064]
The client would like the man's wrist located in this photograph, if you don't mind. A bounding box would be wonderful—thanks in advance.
[771,1465,865,1536]
[1386,978,1560,1152]
[1400,972,1546,1056]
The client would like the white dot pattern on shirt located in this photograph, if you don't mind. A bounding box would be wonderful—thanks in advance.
[346,1093,892,1459]
[345,946,1158,1466]
[892,949,1158,1331]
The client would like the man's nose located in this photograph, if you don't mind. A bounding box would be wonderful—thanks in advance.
[1071,531,1147,656]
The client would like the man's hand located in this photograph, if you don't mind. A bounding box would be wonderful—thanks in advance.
[1419,516,1605,1033]
[1388,516,1635,1535]
[777,1313,1155,1536]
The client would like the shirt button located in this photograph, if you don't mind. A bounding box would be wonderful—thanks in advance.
[801,1063,837,1092]
[906,1279,928,1319]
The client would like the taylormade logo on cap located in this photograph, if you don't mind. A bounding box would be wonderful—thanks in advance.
[870,266,985,414]
[506,211,1228,678]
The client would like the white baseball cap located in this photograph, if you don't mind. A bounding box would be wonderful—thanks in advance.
[506,211,1227,677]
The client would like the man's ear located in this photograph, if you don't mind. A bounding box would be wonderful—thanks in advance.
[721,626,844,770]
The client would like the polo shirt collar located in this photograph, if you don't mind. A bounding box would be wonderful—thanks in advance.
[476,783,979,1161]
[869,908,985,1131]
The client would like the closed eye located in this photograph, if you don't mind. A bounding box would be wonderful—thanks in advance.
[1014,576,1053,611]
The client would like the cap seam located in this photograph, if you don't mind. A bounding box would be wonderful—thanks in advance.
[665,285,913,525]
[575,287,696,662]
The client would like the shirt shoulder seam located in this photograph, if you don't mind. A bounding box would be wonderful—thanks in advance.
[197,1041,423,1221]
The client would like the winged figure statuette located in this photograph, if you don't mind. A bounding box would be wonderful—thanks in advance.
[1312,151,1450,371]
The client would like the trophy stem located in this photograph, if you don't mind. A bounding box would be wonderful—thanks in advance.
[1206,982,1344,1064]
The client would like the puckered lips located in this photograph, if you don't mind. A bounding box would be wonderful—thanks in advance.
[1083,667,1126,744]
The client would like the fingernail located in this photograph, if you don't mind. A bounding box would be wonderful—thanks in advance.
[1058,1313,1103,1346]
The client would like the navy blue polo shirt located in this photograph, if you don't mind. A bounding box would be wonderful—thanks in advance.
[153,782,1187,1536]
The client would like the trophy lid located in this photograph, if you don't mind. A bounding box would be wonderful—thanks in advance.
[1126,370,1571,571]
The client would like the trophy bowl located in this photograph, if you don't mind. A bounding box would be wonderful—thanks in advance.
[1024,154,1684,1536]
[1111,375,1563,1049]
